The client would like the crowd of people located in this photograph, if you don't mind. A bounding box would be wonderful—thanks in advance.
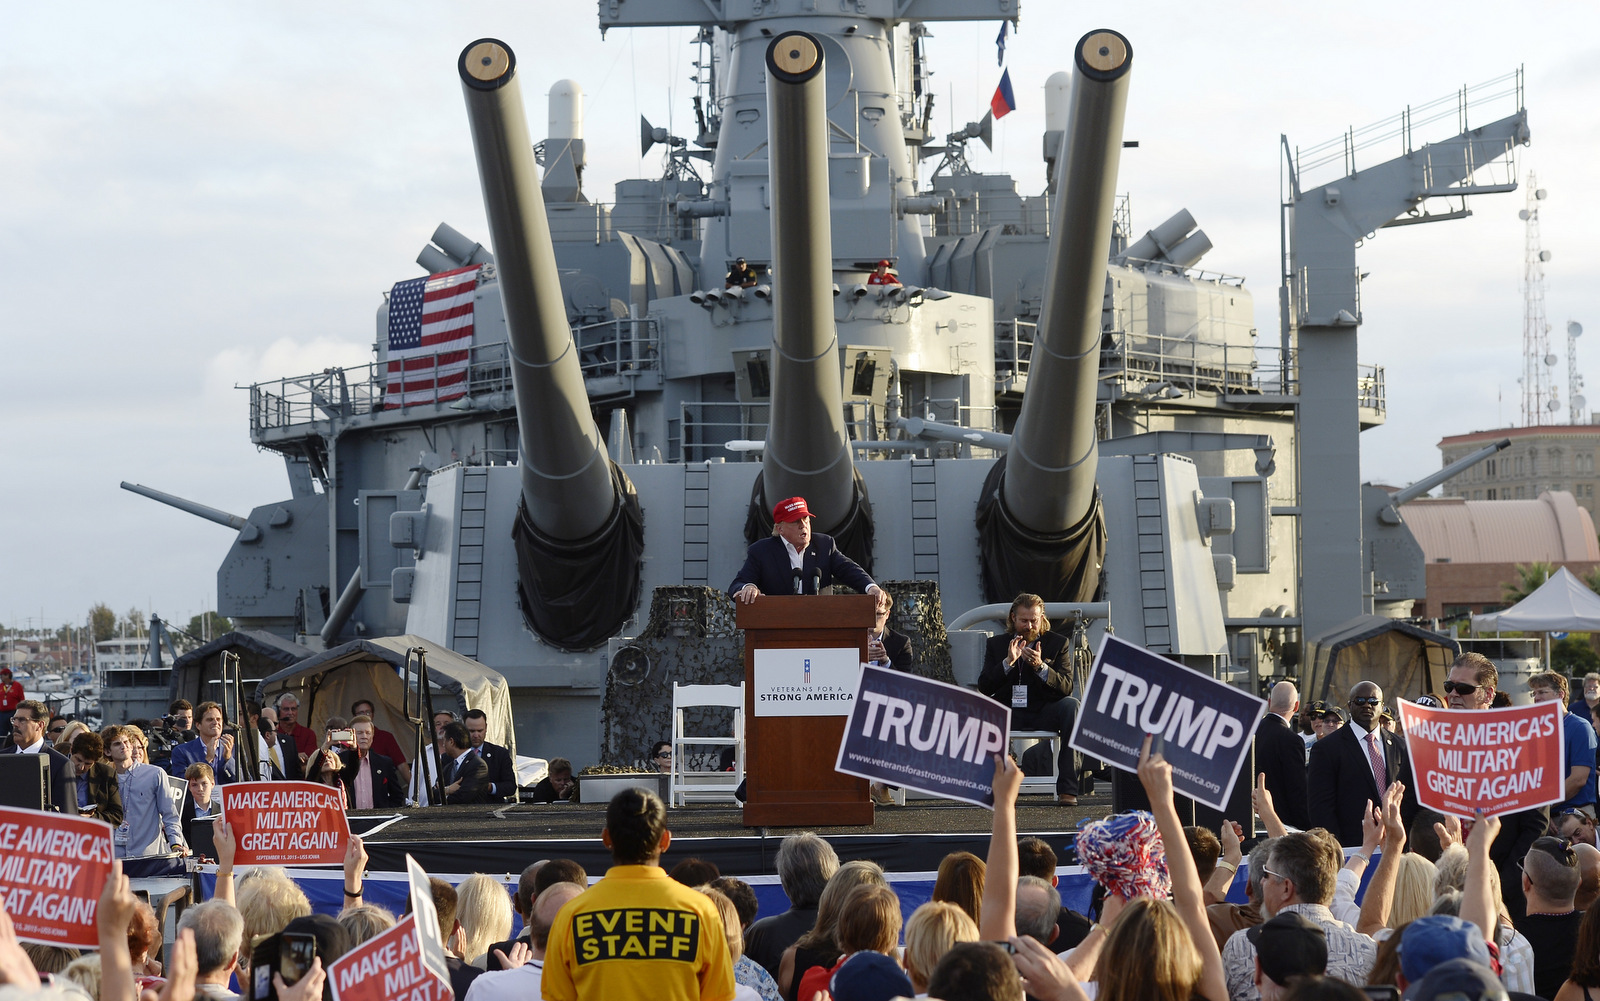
[0,690,532,858]
[2,655,1597,1000]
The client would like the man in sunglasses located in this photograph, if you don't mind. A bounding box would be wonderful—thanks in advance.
[1307,682,1416,847]
[1443,652,1550,922]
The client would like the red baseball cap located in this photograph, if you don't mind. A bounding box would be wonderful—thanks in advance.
[877,259,891,267]
[773,497,812,523]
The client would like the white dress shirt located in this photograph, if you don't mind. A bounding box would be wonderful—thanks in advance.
[462,959,542,1001]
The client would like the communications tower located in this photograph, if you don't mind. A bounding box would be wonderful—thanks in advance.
[1520,174,1555,425]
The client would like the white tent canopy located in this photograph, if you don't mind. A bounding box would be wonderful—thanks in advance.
[1471,567,1600,633]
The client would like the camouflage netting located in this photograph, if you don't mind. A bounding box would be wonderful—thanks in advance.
[599,580,954,769]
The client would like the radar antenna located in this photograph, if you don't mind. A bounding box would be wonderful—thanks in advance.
[640,115,703,182]
[928,111,993,178]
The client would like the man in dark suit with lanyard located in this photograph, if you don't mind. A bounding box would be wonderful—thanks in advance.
[1256,680,1310,830]
[977,594,1081,806]
[1307,680,1418,846]
[730,496,883,602]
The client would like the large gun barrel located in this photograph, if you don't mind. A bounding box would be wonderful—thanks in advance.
[120,482,247,531]
[458,39,643,651]
[1005,30,1132,531]
[760,31,857,531]
[1391,438,1511,507]
[458,39,615,540]
[976,30,1130,604]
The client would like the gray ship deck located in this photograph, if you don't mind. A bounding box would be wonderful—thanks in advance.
[356,788,1115,876]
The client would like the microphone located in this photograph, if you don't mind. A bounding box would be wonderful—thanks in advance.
[811,569,821,595]
[793,570,804,595]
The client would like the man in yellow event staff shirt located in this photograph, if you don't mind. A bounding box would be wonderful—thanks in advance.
[542,787,734,1001]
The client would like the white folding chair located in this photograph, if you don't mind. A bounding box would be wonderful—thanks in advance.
[669,683,745,806]
[1010,730,1060,795]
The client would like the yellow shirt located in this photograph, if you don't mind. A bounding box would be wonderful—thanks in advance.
[541,864,735,1001]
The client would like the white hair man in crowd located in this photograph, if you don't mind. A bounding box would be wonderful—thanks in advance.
[179,899,245,1001]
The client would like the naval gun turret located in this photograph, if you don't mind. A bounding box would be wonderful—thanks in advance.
[750,32,873,563]
[457,39,644,651]
[975,31,1131,604]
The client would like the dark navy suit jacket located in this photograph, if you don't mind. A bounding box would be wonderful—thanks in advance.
[167,738,239,784]
[728,534,875,597]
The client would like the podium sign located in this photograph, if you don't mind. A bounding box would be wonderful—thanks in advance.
[752,647,859,716]
[738,595,875,827]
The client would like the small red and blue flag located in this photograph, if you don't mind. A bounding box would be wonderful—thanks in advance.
[990,68,1016,119]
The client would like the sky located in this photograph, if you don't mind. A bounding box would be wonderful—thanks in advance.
[3,1,1597,633]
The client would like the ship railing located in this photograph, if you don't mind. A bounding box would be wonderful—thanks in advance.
[932,189,1052,238]
[1117,257,1248,286]
[671,400,998,463]
[249,342,522,433]
[576,316,662,381]
[1102,329,1261,396]
[1357,364,1386,416]
[671,401,769,464]
[996,319,1037,383]
[1292,266,1364,328]
[1294,67,1523,189]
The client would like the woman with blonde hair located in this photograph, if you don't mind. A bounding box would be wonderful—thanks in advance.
[61,953,102,1001]
[235,868,311,968]
[1093,896,1211,1001]
[698,887,763,1001]
[453,874,513,968]
[777,859,886,1001]
[1385,853,1437,930]
[337,905,397,948]
[794,883,905,1001]
[53,720,90,754]
[931,851,985,927]
[902,901,978,994]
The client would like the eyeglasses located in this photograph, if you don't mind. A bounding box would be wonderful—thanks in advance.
[1441,681,1483,696]
[654,753,672,760]
[1348,697,1382,707]
[47,728,66,737]
[1263,866,1291,885]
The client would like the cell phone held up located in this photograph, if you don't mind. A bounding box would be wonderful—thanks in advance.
[250,931,320,1001]
[280,932,316,986]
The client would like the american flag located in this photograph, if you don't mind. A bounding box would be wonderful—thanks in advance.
[384,265,480,408]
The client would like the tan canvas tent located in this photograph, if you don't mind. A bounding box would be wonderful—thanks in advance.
[252,635,515,761]
[1304,614,1459,706]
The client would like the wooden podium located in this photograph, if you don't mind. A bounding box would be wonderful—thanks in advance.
[738,594,875,827]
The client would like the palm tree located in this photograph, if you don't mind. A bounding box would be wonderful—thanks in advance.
[1502,561,1557,604]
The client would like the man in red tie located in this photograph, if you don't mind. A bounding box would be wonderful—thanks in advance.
[1307,681,1417,847]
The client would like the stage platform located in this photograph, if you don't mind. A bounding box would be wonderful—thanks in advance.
[355,787,1114,877]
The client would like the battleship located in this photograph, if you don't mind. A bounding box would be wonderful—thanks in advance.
[122,1,1530,804]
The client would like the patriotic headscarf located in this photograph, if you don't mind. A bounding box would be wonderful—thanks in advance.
[1075,811,1171,900]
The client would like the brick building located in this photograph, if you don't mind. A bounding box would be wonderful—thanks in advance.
[1438,424,1600,513]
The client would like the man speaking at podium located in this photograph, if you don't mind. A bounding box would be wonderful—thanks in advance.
[731,496,883,603]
